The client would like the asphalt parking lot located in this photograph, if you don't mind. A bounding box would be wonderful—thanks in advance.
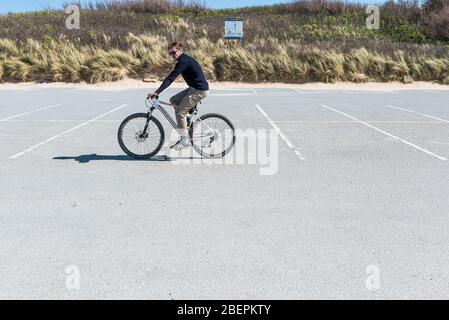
[1,86,448,299]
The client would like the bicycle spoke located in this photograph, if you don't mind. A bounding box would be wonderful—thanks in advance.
[120,116,162,156]
[191,116,235,157]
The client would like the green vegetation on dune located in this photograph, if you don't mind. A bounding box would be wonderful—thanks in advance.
[0,0,449,84]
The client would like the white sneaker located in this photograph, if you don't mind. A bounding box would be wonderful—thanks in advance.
[170,136,190,150]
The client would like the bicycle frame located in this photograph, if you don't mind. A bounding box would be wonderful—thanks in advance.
[145,98,180,129]
[145,98,213,132]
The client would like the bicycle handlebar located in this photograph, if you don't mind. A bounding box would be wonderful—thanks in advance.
[146,94,159,104]
[145,97,155,108]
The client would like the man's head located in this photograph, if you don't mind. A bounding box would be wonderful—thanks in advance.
[168,42,183,61]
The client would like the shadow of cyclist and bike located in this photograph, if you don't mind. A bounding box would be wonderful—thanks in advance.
[53,154,203,163]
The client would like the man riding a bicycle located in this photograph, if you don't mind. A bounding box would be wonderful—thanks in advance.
[148,42,209,150]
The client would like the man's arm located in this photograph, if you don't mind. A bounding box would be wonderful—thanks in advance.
[155,60,187,94]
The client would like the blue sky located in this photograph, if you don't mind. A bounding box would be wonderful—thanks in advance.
[1,0,285,13]
[0,0,386,14]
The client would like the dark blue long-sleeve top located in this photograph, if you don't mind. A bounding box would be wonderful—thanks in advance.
[155,53,209,94]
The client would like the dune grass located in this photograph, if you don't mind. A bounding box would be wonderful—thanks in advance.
[0,0,449,84]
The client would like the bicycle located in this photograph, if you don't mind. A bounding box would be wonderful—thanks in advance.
[118,96,236,159]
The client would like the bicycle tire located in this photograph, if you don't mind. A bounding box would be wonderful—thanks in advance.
[118,113,165,159]
[189,113,236,158]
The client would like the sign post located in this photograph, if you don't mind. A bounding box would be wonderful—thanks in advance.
[225,18,243,46]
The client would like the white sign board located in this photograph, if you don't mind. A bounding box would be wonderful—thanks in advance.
[225,18,243,39]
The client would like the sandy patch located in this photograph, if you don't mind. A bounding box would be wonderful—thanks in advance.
[1,79,448,91]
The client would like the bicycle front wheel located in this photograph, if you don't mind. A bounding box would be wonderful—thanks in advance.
[189,113,236,158]
[118,113,165,159]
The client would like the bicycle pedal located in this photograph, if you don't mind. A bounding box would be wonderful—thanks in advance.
[170,141,190,151]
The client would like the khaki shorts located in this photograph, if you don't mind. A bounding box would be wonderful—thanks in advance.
[170,87,209,134]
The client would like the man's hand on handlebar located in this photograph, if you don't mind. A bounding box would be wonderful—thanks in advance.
[147,92,159,100]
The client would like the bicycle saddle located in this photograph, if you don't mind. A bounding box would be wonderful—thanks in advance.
[189,106,198,115]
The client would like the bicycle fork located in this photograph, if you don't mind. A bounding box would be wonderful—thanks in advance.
[141,108,155,139]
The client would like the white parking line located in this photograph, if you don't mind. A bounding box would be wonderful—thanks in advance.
[111,87,130,92]
[9,104,128,159]
[0,104,61,122]
[211,88,255,91]
[257,120,445,123]
[271,120,444,123]
[291,88,353,95]
[13,88,45,94]
[386,105,449,123]
[63,88,82,93]
[4,119,447,124]
[3,119,85,122]
[209,93,254,96]
[381,90,399,94]
[321,104,448,161]
[255,104,305,160]
[291,88,305,94]
[423,90,442,94]
[291,88,404,95]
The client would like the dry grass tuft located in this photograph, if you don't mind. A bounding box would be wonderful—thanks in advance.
[0,62,4,82]
[0,33,448,84]
[0,39,19,59]
[304,49,345,83]
[84,49,139,83]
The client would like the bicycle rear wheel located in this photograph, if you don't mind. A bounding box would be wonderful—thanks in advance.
[118,113,165,159]
[189,113,236,158]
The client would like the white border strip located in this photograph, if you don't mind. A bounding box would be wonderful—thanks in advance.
[9,104,128,159]
[321,104,447,161]
[255,104,305,160]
